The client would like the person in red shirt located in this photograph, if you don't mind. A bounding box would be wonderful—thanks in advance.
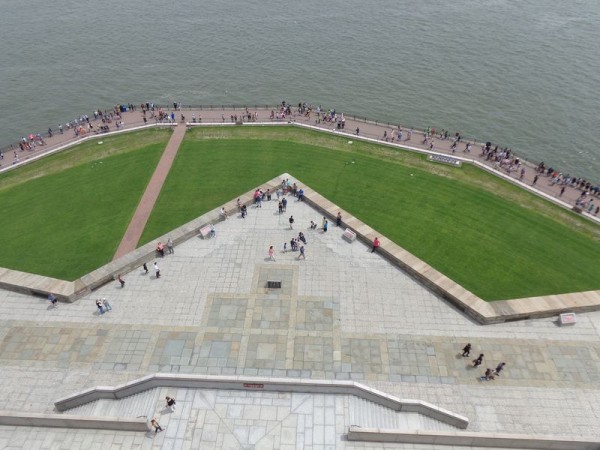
[371,237,380,253]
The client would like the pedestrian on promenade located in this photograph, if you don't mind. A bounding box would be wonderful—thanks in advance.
[355,127,360,136]
[532,175,538,186]
[118,274,125,288]
[336,212,342,227]
[165,396,176,411]
[220,207,228,219]
[289,216,294,229]
[462,343,471,357]
[167,238,174,254]
[102,298,112,312]
[143,263,149,274]
[268,246,275,261]
[48,293,58,308]
[154,262,160,279]
[473,353,484,367]
[96,299,104,315]
[520,168,525,180]
[299,246,306,259]
[480,368,495,381]
[323,219,328,232]
[210,224,216,238]
[282,197,287,212]
[494,362,506,376]
[151,418,163,434]
[560,185,566,197]
[278,201,283,214]
[371,237,380,253]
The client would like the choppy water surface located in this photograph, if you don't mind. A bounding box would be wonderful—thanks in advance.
[1,0,599,180]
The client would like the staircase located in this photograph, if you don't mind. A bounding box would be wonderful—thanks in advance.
[349,396,457,432]
[64,388,160,418]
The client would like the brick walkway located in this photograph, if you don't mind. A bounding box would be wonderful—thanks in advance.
[112,124,186,260]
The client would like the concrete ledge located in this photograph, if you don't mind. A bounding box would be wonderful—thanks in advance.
[0,411,148,431]
[347,426,600,449]
[53,373,469,429]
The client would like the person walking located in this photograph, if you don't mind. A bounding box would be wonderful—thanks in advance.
[371,237,380,253]
[102,298,112,312]
[165,396,176,412]
[480,368,495,381]
[167,238,174,254]
[299,245,306,260]
[532,175,538,186]
[289,215,294,229]
[494,362,506,376]
[48,293,58,308]
[473,353,484,367]
[150,418,163,434]
[323,219,328,232]
[142,263,149,274]
[336,212,342,227]
[118,274,125,288]
[95,299,104,315]
[462,343,472,357]
[154,262,160,279]
[268,246,276,261]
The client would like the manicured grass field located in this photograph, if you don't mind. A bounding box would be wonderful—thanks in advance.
[0,129,171,280]
[142,126,600,301]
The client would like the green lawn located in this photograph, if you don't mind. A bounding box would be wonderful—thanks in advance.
[0,129,170,280]
[142,126,600,301]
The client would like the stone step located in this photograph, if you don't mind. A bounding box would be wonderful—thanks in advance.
[65,388,159,419]
[349,396,456,432]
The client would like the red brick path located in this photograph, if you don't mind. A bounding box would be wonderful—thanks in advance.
[112,124,186,260]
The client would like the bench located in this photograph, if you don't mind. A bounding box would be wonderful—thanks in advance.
[427,154,462,167]
[559,312,577,326]
[342,228,356,243]
[199,225,213,239]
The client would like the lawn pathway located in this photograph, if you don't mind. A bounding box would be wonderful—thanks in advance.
[112,124,186,260]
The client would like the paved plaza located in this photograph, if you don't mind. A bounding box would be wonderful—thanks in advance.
[0,194,599,448]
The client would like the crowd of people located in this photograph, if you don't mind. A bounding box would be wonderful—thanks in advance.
[4,100,597,215]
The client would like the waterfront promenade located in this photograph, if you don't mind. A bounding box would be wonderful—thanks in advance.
[1,105,598,221]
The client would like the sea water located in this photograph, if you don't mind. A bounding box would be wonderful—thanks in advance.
[1,0,598,181]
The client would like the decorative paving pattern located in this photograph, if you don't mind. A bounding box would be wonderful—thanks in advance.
[205,296,249,330]
[293,335,335,372]
[192,332,242,370]
[245,333,288,370]
[295,297,338,332]
[149,331,197,370]
[251,297,290,330]
[94,329,152,372]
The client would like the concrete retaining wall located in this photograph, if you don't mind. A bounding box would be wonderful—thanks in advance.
[53,373,469,429]
[347,426,600,449]
[0,411,148,432]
